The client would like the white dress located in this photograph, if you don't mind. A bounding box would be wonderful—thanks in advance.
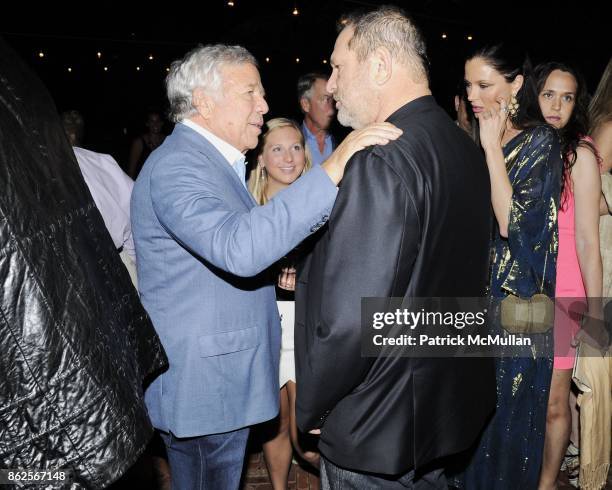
[277,300,296,387]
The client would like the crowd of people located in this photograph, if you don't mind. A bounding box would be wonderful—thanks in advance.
[5,5,610,490]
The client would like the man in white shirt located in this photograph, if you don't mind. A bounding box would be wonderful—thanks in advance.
[61,111,137,283]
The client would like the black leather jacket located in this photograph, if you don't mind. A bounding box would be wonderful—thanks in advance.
[0,38,167,488]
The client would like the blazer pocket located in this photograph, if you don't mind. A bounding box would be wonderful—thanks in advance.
[198,326,259,358]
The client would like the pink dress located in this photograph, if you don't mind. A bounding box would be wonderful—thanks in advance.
[553,136,601,369]
[554,182,586,369]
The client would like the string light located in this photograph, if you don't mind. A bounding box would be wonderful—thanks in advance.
[467,35,473,40]
[67,67,72,72]
[265,57,270,63]
[148,55,154,60]
[227,0,234,5]
[322,59,327,64]
[166,67,170,72]
[103,66,108,71]
[97,51,102,59]
[295,57,300,63]
[292,6,299,15]
[136,66,141,71]
[38,51,45,58]
[441,33,447,39]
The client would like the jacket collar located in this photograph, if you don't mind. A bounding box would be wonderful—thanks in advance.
[170,123,256,207]
[180,119,245,167]
[386,95,437,123]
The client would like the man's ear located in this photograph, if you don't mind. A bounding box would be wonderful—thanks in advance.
[300,97,311,114]
[370,46,392,86]
[193,87,214,118]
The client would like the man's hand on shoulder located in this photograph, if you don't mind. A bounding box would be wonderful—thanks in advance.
[322,122,402,185]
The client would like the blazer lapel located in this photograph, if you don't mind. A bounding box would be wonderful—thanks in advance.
[176,124,257,209]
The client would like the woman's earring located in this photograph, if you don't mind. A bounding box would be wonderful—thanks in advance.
[508,95,519,118]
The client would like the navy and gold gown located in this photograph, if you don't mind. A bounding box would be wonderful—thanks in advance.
[458,124,563,489]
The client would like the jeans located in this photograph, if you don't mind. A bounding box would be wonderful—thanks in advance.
[159,427,249,490]
[320,457,447,490]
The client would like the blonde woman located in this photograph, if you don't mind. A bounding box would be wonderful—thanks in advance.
[250,117,319,490]
[568,57,612,490]
[250,117,312,205]
[249,116,401,489]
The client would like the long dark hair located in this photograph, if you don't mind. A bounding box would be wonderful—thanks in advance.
[534,62,595,203]
[467,44,544,137]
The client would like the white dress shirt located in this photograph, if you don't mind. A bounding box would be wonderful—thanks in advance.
[181,119,247,187]
[73,146,136,262]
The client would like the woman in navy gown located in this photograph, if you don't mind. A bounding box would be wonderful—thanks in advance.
[457,44,563,489]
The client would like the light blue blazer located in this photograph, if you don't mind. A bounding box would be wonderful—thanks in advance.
[131,123,336,437]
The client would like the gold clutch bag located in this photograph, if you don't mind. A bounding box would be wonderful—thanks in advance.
[500,293,554,334]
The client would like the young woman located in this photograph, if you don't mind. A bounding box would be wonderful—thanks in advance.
[250,118,311,204]
[590,58,612,178]
[249,117,402,489]
[534,62,603,490]
[458,45,563,489]
[567,58,612,490]
[249,117,315,489]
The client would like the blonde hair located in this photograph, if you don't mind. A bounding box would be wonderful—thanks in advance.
[589,57,612,133]
[249,118,312,205]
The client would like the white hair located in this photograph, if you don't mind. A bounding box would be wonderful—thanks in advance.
[166,44,257,122]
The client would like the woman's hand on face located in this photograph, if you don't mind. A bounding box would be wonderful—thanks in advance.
[322,122,402,185]
[479,97,509,152]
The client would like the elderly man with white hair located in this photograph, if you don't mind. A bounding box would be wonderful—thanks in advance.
[130,44,400,488]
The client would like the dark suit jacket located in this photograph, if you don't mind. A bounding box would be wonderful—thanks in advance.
[295,95,496,475]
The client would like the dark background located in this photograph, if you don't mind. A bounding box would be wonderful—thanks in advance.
[2,0,608,171]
